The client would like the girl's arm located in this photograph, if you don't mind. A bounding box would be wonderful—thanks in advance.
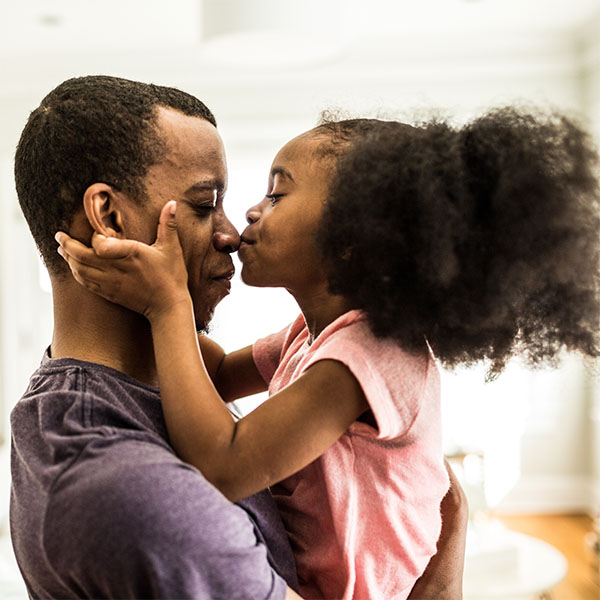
[56,202,368,502]
[152,296,367,502]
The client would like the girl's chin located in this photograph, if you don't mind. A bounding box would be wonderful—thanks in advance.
[240,266,276,289]
[239,266,262,287]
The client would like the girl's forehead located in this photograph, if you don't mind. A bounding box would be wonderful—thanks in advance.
[273,132,330,173]
[278,132,319,156]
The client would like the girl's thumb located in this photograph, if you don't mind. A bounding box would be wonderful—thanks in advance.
[155,201,178,248]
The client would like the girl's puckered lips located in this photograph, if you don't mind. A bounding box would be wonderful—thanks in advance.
[237,236,255,261]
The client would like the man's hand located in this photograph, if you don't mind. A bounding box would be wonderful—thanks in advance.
[408,460,468,599]
[55,200,190,321]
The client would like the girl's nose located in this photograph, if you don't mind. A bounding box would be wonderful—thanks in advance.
[245,203,262,225]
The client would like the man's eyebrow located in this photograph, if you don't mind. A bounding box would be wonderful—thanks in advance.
[184,180,225,196]
[270,166,295,182]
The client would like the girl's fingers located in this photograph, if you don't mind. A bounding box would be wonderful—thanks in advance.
[56,231,140,269]
[55,232,106,269]
[57,247,121,301]
[71,269,102,294]
[91,232,142,259]
[57,247,102,288]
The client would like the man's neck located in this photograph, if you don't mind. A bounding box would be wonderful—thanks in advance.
[50,279,159,387]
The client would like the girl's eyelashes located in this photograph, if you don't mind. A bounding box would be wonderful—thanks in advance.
[265,193,284,206]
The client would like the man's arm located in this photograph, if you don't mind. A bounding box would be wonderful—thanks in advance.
[198,335,268,402]
[408,459,468,600]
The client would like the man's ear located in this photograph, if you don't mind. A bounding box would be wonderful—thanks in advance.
[82,183,125,238]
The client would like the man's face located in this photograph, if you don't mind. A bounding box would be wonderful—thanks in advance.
[131,107,240,330]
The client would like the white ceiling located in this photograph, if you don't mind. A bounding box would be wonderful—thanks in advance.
[0,0,599,54]
[0,0,598,136]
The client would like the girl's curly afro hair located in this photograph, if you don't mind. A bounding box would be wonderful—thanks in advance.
[315,108,600,376]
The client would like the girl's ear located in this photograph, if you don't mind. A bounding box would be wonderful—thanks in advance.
[82,183,125,238]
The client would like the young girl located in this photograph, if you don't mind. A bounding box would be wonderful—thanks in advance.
[56,108,600,600]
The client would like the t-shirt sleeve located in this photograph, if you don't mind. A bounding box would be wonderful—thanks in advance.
[300,323,432,441]
[252,326,290,385]
[45,444,289,600]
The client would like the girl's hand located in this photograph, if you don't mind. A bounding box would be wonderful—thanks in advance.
[55,200,190,321]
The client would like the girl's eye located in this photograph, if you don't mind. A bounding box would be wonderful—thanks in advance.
[266,194,283,207]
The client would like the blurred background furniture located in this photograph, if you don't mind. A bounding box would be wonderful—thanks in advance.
[463,520,567,600]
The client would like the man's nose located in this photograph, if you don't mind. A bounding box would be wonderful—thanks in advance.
[213,216,241,253]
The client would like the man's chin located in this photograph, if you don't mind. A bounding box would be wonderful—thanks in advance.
[194,311,212,334]
[194,304,215,334]
[195,320,211,335]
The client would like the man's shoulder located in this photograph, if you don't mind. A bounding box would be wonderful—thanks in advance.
[11,357,290,599]
[21,354,160,404]
[12,355,167,448]
[21,359,251,545]
[14,355,256,542]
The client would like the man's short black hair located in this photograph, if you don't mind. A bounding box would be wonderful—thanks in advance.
[14,75,216,275]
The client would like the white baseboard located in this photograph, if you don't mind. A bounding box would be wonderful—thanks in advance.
[493,475,598,515]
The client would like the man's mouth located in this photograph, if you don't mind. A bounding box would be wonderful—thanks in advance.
[211,268,235,292]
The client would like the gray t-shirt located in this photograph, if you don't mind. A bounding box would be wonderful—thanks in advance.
[10,352,298,599]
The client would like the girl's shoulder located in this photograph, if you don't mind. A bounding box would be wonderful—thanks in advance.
[301,310,438,440]
[313,309,431,370]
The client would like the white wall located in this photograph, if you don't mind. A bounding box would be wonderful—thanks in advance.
[0,3,599,519]
[580,15,600,513]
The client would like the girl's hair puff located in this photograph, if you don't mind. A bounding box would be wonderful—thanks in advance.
[317,107,600,376]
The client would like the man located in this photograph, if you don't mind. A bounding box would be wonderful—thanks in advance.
[11,75,466,599]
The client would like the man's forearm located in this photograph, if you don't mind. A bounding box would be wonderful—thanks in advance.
[407,460,468,599]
